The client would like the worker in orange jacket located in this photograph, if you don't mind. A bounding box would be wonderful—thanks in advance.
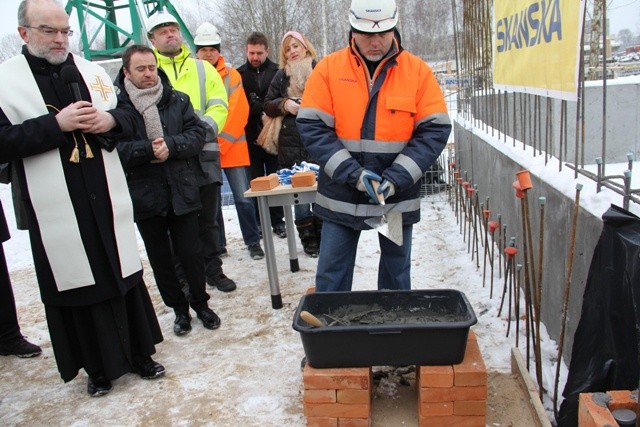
[297,0,452,292]
[195,23,265,288]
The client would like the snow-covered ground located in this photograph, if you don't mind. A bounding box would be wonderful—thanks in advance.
[0,145,637,424]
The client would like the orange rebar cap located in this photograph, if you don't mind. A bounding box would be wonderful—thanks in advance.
[504,246,518,257]
[512,181,524,199]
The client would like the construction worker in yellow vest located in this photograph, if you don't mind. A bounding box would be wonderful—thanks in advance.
[147,12,239,303]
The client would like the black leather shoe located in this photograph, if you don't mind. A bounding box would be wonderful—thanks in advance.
[0,337,42,358]
[197,308,221,330]
[133,357,165,379]
[87,375,112,397]
[207,273,237,292]
[173,313,192,336]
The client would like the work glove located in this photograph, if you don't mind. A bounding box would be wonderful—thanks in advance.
[356,169,382,204]
[378,179,396,200]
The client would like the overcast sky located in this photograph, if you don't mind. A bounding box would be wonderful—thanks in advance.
[1,0,639,40]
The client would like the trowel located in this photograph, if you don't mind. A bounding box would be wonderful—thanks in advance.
[364,181,403,246]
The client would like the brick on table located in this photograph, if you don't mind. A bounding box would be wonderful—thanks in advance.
[418,414,486,427]
[453,337,487,387]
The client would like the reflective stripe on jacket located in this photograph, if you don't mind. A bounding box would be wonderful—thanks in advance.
[215,56,250,168]
[297,33,452,229]
[155,44,229,184]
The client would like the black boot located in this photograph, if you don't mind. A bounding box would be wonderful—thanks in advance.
[295,217,319,257]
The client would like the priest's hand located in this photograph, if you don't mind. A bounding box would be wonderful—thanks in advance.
[86,111,117,134]
[55,101,96,132]
[152,138,169,162]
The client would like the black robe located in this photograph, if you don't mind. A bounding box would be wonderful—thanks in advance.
[0,48,163,382]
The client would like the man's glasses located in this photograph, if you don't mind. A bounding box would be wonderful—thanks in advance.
[23,25,74,37]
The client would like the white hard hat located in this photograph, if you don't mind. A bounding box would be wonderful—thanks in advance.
[194,22,222,46]
[349,0,398,33]
[147,11,179,36]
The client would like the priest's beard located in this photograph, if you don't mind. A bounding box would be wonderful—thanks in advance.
[28,43,70,65]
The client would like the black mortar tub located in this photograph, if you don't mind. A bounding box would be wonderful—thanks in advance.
[293,289,477,368]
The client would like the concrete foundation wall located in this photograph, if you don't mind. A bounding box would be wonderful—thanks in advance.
[454,120,604,364]
[470,79,640,164]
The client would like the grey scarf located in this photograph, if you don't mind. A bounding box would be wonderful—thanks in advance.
[124,78,164,140]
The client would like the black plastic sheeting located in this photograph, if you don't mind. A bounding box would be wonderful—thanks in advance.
[557,205,640,426]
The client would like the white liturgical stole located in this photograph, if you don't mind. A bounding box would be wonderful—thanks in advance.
[0,53,141,291]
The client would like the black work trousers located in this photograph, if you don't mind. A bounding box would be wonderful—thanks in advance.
[198,183,223,280]
[137,210,209,316]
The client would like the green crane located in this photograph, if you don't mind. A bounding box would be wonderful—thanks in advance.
[64,0,194,60]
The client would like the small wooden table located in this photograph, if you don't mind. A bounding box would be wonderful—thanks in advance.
[244,183,317,309]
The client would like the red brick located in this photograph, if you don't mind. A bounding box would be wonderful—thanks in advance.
[453,400,486,416]
[418,365,454,388]
[337,418,371,427]
[607,389,637,411]
[304,365,372,390]
[418,414,485,427]
[419,401,454,416]
[304,403,370,419]
[419,385,487,403]
[453,339,487,387]
[578,392,626,427]
[337,389,370,404]
[419,386,455,403]
[307,416,338,427]
[304,389,337,403]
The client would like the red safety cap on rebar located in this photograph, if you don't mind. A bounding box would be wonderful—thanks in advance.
[449,162,456,168]
[512,181,524,199]
[483,209,491,219]
[462,181,470,188]
[488,220,499,233]
[504,246,518,257]
[516,170,533,190]
[466,187,475,196]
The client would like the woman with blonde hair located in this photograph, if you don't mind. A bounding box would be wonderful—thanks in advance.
[263,31,320,257]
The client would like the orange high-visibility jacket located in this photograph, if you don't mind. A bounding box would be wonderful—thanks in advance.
[215,56,250,168]
[297,34,451,229]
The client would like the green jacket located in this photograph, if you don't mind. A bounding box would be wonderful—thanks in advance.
[155,44,229,184]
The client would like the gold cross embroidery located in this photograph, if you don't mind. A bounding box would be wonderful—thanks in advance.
[90,76,113,101]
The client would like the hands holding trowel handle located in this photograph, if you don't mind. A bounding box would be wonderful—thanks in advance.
[356,169,396,205]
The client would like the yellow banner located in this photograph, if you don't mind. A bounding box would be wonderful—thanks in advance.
[493,0,585,101]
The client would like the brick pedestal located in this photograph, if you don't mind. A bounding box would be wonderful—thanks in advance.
[301,331,486,427]
[417,330,487,426]
[302,365,373,426]
[578,390,638,426]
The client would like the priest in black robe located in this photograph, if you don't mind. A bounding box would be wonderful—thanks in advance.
[0,0,164,397]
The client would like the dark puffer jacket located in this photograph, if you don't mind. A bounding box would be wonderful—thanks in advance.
[263,66,315,169]
[115,69,206,221]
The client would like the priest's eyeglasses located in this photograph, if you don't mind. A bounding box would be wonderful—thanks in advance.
[24,25,74,37]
